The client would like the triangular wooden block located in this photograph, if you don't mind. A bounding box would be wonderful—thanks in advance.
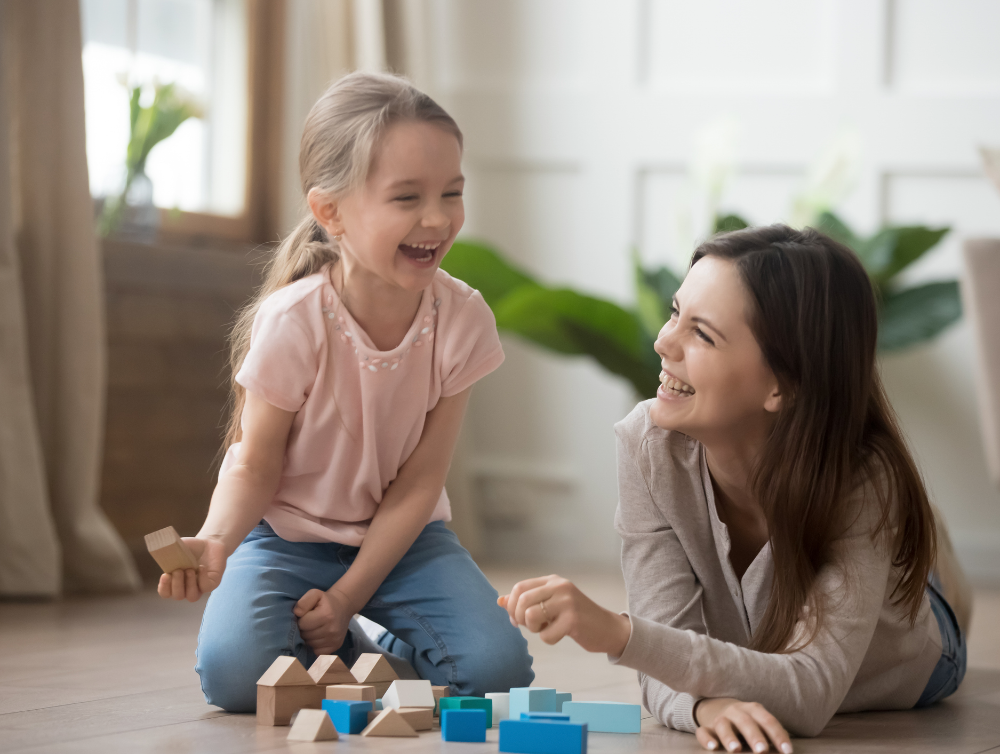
[308,655,355,685]
[351,653,398,684]
[360,708,419,738]
[288,709,339,741]
[257,656,315,687]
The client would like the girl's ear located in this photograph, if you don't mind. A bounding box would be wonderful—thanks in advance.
[307,187,343,237]
[763,380,783,414]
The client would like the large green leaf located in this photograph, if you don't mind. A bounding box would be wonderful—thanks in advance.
[714,213,750,233]
[815,211,860,249]
[869,226,950,284]
[633,249,683,337]
[878,281,962,351]
[440,240,538,308]
[563,321,661,398]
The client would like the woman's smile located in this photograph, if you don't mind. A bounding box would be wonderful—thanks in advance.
[658,368,696,401]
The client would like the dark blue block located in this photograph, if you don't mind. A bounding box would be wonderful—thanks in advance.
[322,699,372,734]
[521,713,571,722]
[441,709,488,742]
[499,719,588,754]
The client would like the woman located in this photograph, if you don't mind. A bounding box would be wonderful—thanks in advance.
[501,225,969,753]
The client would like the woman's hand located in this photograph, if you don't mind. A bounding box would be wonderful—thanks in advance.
[694,698,792,753]
[156,536,227,602]
[498,575,632,656]
[294,586,356,656]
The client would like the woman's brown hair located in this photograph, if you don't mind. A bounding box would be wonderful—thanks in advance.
[691,224,936,654]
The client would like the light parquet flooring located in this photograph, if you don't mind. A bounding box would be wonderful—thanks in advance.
[1,569,999,753]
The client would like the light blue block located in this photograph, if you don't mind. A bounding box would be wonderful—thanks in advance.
[555,693,572,712]
[499,719,587,754]
[562,701,641,733]
[375,698,383,710]
[509,687,557,719]
[521,712,571,722]
[442,709,488,742]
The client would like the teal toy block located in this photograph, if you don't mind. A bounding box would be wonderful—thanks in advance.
[375,698,383,710]
[441,709,488,742]
[521,712,570,721]
[499,719,587,754]
[509,687,557,719]
[562,701,641,733]
[555,693,572,712]
[438,696,493,727]
[321,699,372,734]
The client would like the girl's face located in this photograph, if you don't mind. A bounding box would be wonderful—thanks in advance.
[325,120,465,292]
[650,256,782,444]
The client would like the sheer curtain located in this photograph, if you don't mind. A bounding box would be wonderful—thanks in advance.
[0,0,139,596]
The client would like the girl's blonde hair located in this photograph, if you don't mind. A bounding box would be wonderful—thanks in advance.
[223,72,463,448]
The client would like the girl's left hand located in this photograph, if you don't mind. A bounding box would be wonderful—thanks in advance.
[695,698,792,753]
[499,575,632,657]
[294,586,355,656]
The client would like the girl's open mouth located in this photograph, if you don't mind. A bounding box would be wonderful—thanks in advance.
[399,241,441,264]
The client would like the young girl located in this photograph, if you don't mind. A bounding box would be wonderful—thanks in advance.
[502,225,970,752]
[157,72,533,711]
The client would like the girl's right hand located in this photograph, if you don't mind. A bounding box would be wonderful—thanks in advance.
[156,537,227,602]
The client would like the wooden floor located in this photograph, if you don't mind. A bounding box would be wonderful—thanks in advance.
[1,568,999,754]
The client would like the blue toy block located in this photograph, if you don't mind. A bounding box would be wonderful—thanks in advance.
[439,696,493,727]
[321,699,372,734]
[509,687,557,719]
[521,712,570,722]
[441,709,488,742]
[562,701,641,733]
[499,719,587,754]
[555,692,572,712]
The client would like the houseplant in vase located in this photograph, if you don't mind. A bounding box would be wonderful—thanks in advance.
[97,81,202,238]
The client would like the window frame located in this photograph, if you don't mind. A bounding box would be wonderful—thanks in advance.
[154,0,285,244]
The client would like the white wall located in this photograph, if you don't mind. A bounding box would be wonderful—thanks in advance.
[411,0,1000,579]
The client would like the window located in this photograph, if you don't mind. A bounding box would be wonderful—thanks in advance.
[80,0,283,241]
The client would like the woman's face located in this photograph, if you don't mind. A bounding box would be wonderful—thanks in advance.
[649,255,782,444]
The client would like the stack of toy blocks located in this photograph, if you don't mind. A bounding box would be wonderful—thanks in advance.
[256,657,325,726]
[374,680,436,731]
[439,696,494,727]
[350,652,399,698]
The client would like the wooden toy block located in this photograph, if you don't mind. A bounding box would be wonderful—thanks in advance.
[360,708,419,737]
[322,699,372,734]
[522,713,571,721]
[144,526,199,573]
[308,655,356,685]
[438,696,493,727]
[562,701,640,733]
[287,708,339,741]
[555,692,572,712]
[257,684,324,726]
[499,719,588,754]
[432,685,450,715]
[368,707,433,731]
[486,692,509,724]
[441,709,487,742]
[509,687,557,719]
[257,656,315,687]
[326,683,376,703]
[382,679,435,710]
[351,653,398,684]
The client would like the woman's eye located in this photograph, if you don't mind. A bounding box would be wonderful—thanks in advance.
[395,195,418,202]
[695,328,715,346]
[669,306,679,318]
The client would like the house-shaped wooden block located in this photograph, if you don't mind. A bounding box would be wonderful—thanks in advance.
[256,656,324,726]
[307,655,355,685]
[351,653,399,698]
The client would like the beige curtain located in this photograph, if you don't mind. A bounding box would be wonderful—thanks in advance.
[0,0,140,596]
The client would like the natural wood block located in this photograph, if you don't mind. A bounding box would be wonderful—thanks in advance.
[325,684,376,703]
[256,684,324,726]
[287,708,339,741]
[371,680,392,698]
[257,656,315,687]
[308,655,355,685]
[144,526,199,573]
[367,706,432,728]
[360,708,418,737]
[432,685,450,716]
[351,653,398,684]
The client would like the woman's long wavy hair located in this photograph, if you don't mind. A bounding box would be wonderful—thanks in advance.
[222,72,462,449]
[691,225,936,654]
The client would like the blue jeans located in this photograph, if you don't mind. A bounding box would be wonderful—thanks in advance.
[195,520,534,711]
[915,577,967,707]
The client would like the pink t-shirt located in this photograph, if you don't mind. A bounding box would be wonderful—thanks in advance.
[220,267,504,544]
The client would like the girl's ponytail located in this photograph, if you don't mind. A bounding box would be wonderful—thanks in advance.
[222,71,461,452]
